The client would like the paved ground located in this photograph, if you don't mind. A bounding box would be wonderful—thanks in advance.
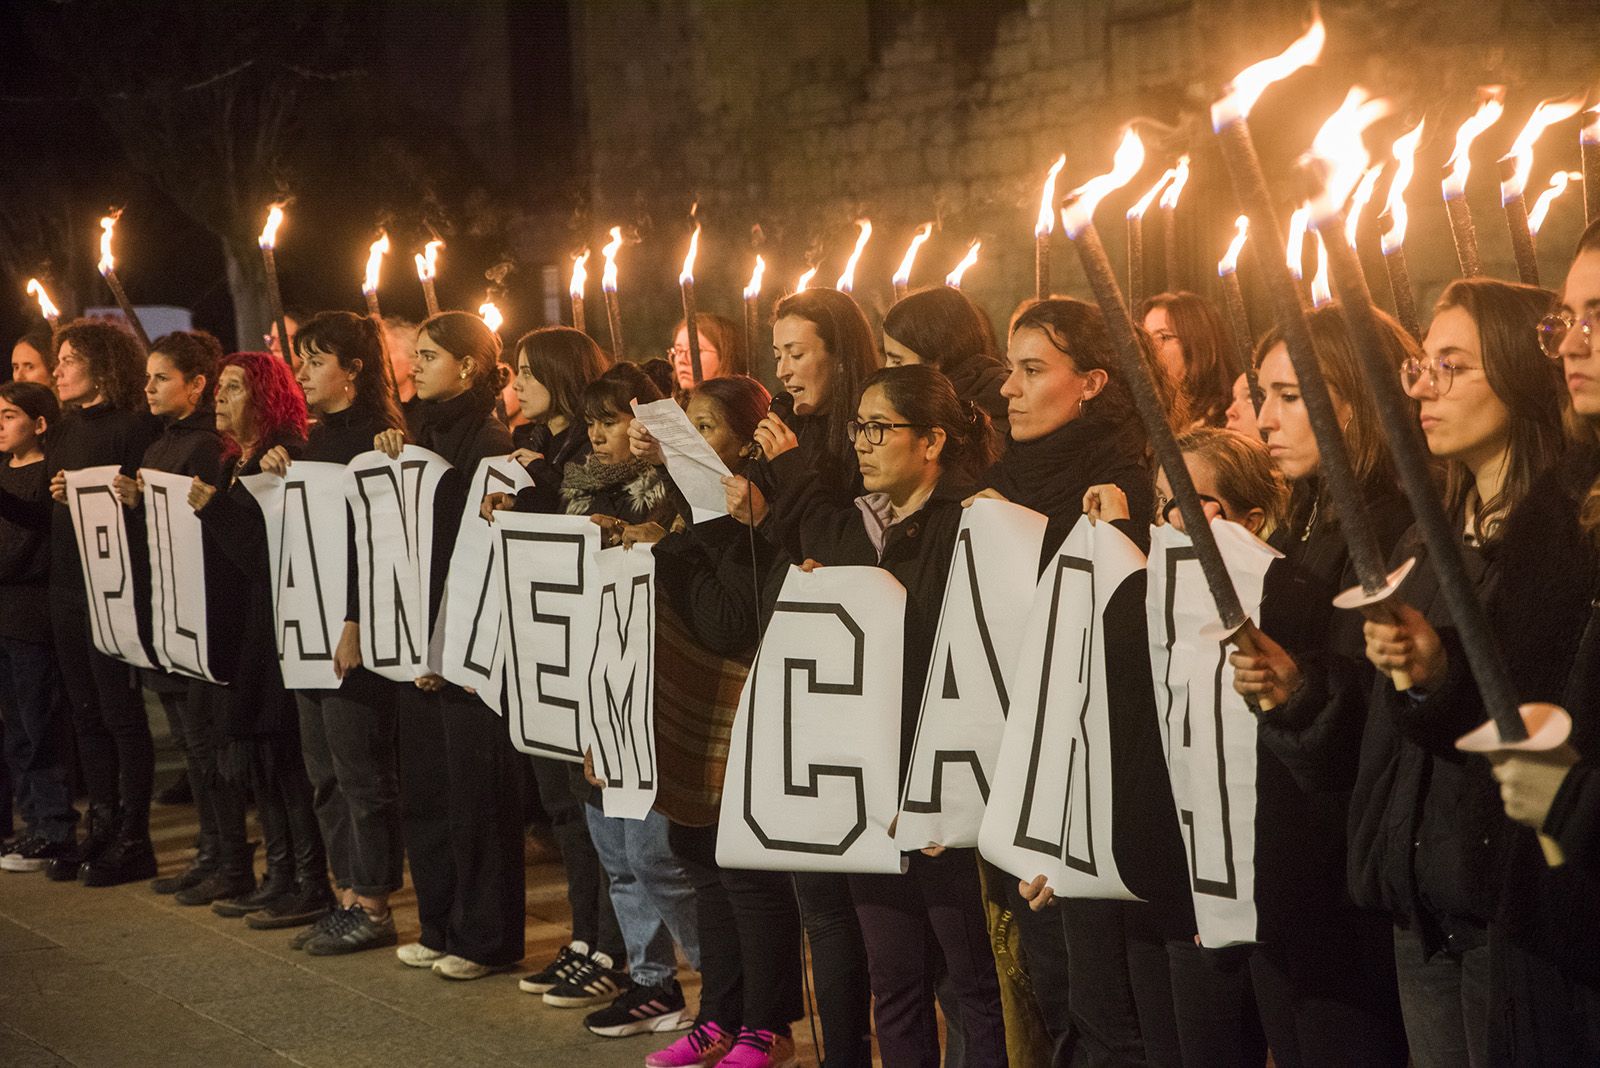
[0,739,834,1066]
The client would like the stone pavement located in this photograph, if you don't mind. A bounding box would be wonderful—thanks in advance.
[0,789,830,1067]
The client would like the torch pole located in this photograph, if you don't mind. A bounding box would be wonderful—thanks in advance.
[99,269,151,353]
[1219,267,1261,414]
[261,246,292,365]
[572,294,586,337]
[1383,244,1422,339]
[681,278,704,385]
[1127,215,1146,310]
[1500,158,1541,287]
[1444,193,1484,278]
[1035,232,1051,301]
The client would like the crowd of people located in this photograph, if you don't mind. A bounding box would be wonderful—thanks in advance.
[2,218,1599,1068]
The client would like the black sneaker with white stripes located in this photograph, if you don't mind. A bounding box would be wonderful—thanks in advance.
[519,941,589,995]
[582,978,689,1038]
[542,948,626,1008]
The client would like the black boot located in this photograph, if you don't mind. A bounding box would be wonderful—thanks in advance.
[151,832,219,895]
[212,861,291,917]
[80,808,158,888]
[246,879,336,930]
[175,840,257,906]
[47,804,118,882]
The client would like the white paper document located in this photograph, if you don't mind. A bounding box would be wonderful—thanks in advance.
[630,398,731,523]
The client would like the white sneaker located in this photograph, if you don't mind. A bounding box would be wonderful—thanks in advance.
[432,954,500,981]
[396,942,447,968]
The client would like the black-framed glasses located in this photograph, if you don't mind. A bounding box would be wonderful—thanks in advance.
[846,420,925,446]
[1401,354,1474,396]
[1538,312,1596,359]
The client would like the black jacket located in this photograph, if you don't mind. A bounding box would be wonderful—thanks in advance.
[0,460,50,641]
[513,420,592,515]
[141,407,227,486]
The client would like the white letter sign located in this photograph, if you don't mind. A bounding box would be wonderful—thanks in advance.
[65,466,154,669]
[141,468,222,682]
[585,544,658,819]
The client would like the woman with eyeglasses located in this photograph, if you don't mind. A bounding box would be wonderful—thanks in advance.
[667,313,748,392]
[1223,304,1413,1066]
[1139,292,1238,430]
[749,363,1006,1068]
[1368,223,1600,1064]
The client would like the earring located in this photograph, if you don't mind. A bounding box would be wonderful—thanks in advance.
[459,369,468,381]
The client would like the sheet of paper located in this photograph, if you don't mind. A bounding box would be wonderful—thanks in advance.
[630,398,731,523]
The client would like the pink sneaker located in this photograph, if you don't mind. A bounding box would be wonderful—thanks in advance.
[643,1020,733,1067]
[714,1028,798,1068]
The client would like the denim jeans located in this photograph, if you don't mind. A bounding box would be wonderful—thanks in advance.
[297,676,404,896]
[0,636,75,842]
[1393,924,1489,1068]
[531,756,624,960]
[583,803,700,987]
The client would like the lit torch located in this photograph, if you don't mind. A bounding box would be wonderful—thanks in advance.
[414,239,443,318]
[1216,215,1258,413]
[1126,167,1175,310]
[1344,165,1383,251]
[744,254,765,369]
[945,240,981,289]
[97,213,151,351]
[479,298,504,334]
[1304,82,1561,786]
[601,226,624,356]
[25,279,60,324]
[1583,104,1600,226]
[362,233,389,319]
[258,204,293,363]
[795,266,818,293]
[1381,121,1425,338]
[1441,88,1505,277]
[1529,171,1584,238]
[892,222,932,302]
[1285,204,1313,307]
[679,223,704,384]
[836,219,873,294]
[1309,231,1333,308]
[1035,154,1066,300]
[569,250,590,336]
[1499,95,1585,286]
[1159,154,1191,290]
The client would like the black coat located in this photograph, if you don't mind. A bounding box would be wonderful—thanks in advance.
[0,460,50,641]
[512,420,592,515]
[141,407,227,486]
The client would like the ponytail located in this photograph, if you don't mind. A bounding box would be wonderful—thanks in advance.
[862,364,997,481]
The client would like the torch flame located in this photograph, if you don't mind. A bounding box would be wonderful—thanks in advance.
[1381,120,1425,255]
[97,214,118,275]
[1305,87,1393,224]
[1127,168,1175,221]
[25,279,60,321]
[1344,165,1384,248]
[1500,94,1587,202]
[258,204,285,250]
[569,250,590,299]
[1443,88,1506,199]
[679,225,701,286]
[1035,155,1067,237]
[1310,232,1332,307]
[945,241,981,288]
[1158,155,1191,211]
[601,227,623,293]
[796,266,818,293]
[1061,128,1147,237]
[1212,16,1326,128]
[1584,103,1600,147]
[362,233,390,296]
[1218,215,1250,277]
[1285,204,1312,281]
[414,239,443,282]
[836,219,873,292]
[1529,171,1585,236]
[892,223,933,288]
[479,300,503,333]
[744,255,766,301]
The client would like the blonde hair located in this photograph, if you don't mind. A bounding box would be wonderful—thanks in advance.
[1177,426,1289,533]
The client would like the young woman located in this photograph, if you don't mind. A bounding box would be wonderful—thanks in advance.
[501,327,611,513]
[1139,292,1237,428]
[882,285,1008,432]
[1367,227,1600,1064]
[627,374,809,1068]
[187,352,333,931]
[0,381,74,872]
[256,312,409,955]
[1344,279,1563,1067]
[668,313,749,391]
[108,331,256,900]
[1,321,161,883]
[748,363,1005,1068]
[375,311,526,981]
[11,325,56,388]
[726,286,880,1068]
[1226,304,1413,1066]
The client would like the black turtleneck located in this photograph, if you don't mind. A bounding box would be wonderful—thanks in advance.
[142,406,227,485]
[410,388,512,474]
[305,403,401,465]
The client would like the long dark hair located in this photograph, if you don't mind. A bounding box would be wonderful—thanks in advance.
[673,312,750,378]
[688,374,771,445]
[513,327,611,426]
[1137,291,1234,427]
[1432,279,1562,541]
[419,312,502,412]
[1009,298,1151,446]
[862,364,997,482]
[150,331,224,405]
[580,362,664,423]
[881,286,999,377]
[293,312,405,431]
[772,288,879,468]
[52,319,145,411]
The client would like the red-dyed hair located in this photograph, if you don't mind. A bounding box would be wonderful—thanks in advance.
[223,351,308,448]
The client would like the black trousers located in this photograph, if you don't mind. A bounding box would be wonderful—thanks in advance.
[1166,939,1267,1067]
[668,820,805,1032]
[1011,879,1077,1066]
[530,754,624,960]
[297,675,403,896]
[395,685,526,967]
[794,871,874,1068]
[1060,899,1181,1068]
[160,680,247,853]
[245,729,327,887]
[49,602,153,826]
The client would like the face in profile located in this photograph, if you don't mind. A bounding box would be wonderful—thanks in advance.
[53,342,95,406]
[999,326,1101,442]
[773,315,836,416]
[214,365,254,443]
[1254,341,1350,483]
[1409,305,1508,470]
[1558,250,1600,417]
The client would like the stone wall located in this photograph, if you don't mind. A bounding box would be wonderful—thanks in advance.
[570,0,1597,361]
